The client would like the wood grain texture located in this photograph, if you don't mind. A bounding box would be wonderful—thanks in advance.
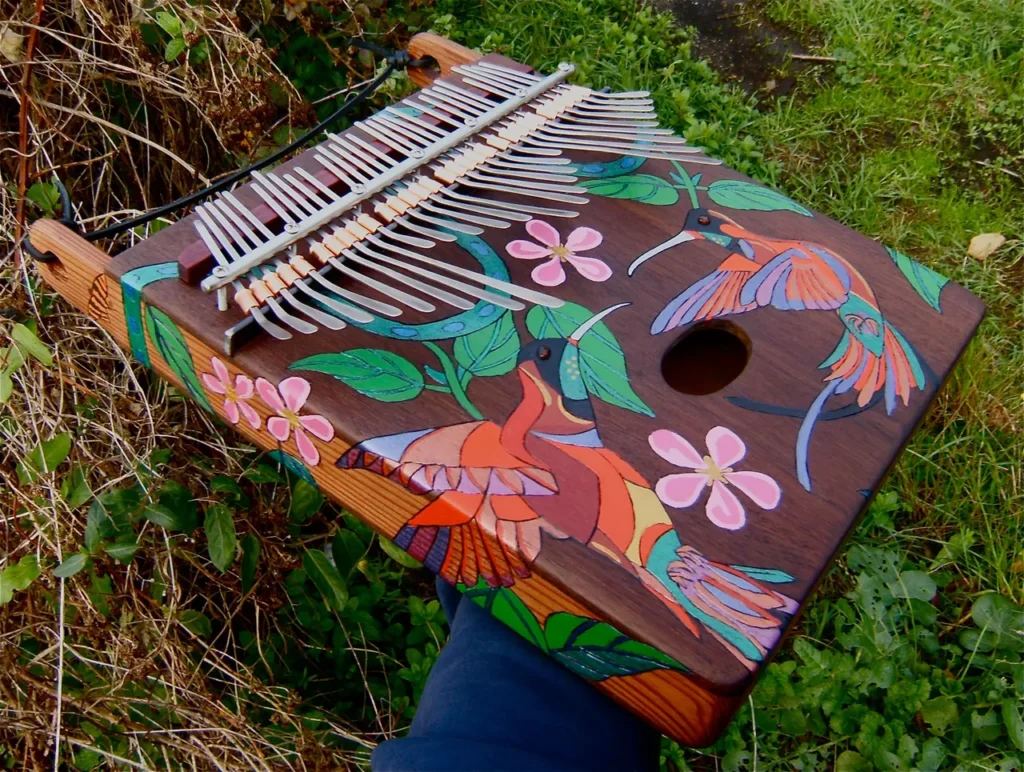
[29,45,985,746]
[407,32,482,87]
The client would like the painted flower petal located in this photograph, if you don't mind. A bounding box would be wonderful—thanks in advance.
[211,356,231,385]
[278,376,311,412]
[656,472,708,509]
[256,378,286,413]
[299,414,334,442]
[526,219,561,247]
[648,429,705,468]
[506,240,553,260]
[707,426,746,468]
[237,399,261,430]
[725,471,781,510]
[565,226,603,252]
[234,375,254,399]
[202,372,228,395]
[267,415,291,442]
[565,253,613,282]
[706,480,746,530]
[223,398,240,424]
[294,427,320,466]
[531,257,566,287]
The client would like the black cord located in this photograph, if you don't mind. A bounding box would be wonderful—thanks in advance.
[23,41,433,262]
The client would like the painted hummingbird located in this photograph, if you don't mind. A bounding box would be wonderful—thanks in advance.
[338,303,797,669]
[629,208,926,491]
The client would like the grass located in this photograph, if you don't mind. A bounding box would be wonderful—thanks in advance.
[2,0,1022,768]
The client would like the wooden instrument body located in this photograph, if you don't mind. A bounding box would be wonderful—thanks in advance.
[30,34,984,747]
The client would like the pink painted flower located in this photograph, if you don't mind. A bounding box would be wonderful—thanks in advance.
[649,427,781,531]
[255,376,334,466]
[506,220,612,287]
[202,357,261,429]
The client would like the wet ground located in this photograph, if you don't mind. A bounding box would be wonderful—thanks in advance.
[657,0,812,98]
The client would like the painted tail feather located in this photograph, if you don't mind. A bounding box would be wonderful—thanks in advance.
[649,270,753,334]
[627,229,696,275]
[795,379,839,491]
[393,519,530,588]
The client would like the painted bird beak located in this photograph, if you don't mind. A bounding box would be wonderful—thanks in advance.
[567,302,630,346]
[627,230,697,276]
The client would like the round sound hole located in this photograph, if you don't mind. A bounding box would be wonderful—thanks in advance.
[661,321,751,396]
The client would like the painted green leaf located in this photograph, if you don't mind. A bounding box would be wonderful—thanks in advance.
[304,548,348,610]
[204,503,237,572]
[0,555,41,605]
[706,179,813,216]
[543,612,687,680]
[461,581,547,652]
[144,306,213,411]
[571,156,647,178]
[291,349,424,403]
[241,533,260,593]
[268,450,317,487]
[526,303,654,417]
[120,262,179,366]
[453,311,520,377]
[580,173,679,205]
[886,247,949,312]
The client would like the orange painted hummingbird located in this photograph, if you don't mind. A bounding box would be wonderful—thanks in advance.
[338,303,797,669]
[629,208,926,491]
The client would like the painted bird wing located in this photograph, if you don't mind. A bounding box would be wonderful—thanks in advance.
[820,322,927,411]
[338,422,559,588]
[650,253,760,334]
[738,244,852,312]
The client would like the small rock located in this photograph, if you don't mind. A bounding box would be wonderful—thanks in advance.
[967,232,1005,260]
[0,26,24,64]
[764,79,777,92]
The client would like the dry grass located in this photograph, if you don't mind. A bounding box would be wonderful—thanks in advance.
[0,0,389,767]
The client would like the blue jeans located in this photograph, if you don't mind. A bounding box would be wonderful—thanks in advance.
[372,577,661,771]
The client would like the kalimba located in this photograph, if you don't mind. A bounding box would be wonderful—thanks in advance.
[29,33,984,746]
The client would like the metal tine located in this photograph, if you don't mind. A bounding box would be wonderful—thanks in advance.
[523,133,714,160]
[255,265,346,330]
[322,139,385,182]
[402,98,465,127]
[571,102,658,115]
[454,176,589,205]
[440,187,579,218]
[563,107,660,125]
[294,166,342,203]
[551,84,651,100]
[418,90,481,121]
[465,169,586,195]
[254,170,316,218]
[274,255,375,324]
[473,61,543,83]
[576,93,655,108]
[496,146,573,165]
[373,222,437,249]
[433,81,496,112]
[564,115,670,132]
[250,179,299,228]
[544,124,690,145]
[490,150,578,172]
[263,171,320,217]
[394,214,458,242]
[488,158,578,178]
[363,118,426,155]
[479,132,562,157]
[204,200,258,252]
[426,84,490,114]
[347,242,476,311]
[224,191,275,240]
[355,239,523,311]
[327,133,390,174]
[417,196,512,229]
[195,221,292,339]
[396,200,485,235]
[475,160,579,185]
[358,121,419,157]
[285,172,329,210]
[384,107,449,140]
[374,113,441,149]
[364,233,559,308]
[320,232,436,313]
[431,188,531,222]
[301,251,404,318]
[451,65,523,95]
[315,150,366,192]
[345,132,401,170]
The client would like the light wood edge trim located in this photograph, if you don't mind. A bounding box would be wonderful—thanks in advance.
[407,32,482,88]
[29,221,725,746]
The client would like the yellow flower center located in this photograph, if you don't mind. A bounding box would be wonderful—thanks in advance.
[282,408,301,429]
[701,455,732,483]
[224,384,237,401]
[551,244,570,260]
